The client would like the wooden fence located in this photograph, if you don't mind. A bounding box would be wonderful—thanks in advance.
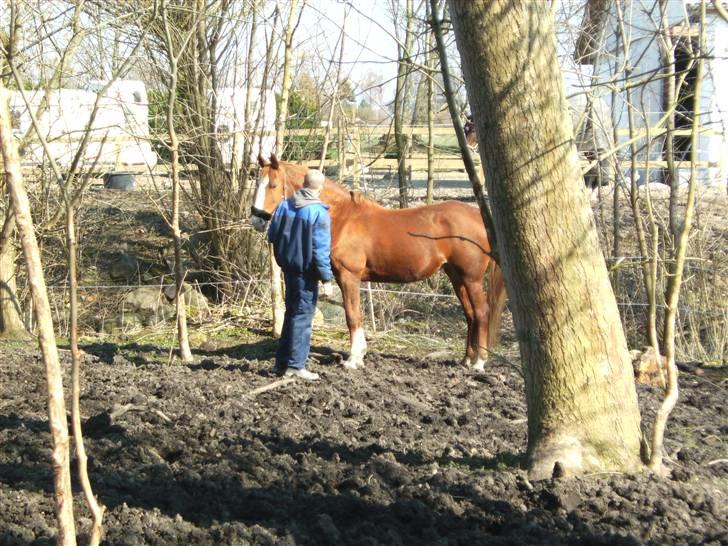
[20,124,725,182]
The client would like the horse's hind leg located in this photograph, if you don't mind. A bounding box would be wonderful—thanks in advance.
[338,272,367,370]
[443,265,476,367]
[463,278,490,372]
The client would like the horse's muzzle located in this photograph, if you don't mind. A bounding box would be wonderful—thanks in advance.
[251,206,272,221]
[250,206,271,233]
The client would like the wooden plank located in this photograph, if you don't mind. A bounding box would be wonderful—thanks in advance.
[614,127,722,138]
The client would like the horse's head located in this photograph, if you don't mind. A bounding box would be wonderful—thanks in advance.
[250,153,289,232]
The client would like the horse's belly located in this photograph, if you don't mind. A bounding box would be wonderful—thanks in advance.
[363,271,421,283]
[363,256,444,283]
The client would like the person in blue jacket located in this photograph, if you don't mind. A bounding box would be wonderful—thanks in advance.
[267,168,334,380]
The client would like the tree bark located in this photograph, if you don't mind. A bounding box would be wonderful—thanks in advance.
[0,207,27,337]
[0,4,26,338]
[448,0,643,479]
[0,84,77,544]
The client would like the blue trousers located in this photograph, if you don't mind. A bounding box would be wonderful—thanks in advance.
[276,270,319,370]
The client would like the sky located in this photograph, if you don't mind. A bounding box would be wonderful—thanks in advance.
[293,0,590,106]
[295,0,408,103]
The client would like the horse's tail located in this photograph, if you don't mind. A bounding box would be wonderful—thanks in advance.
[487,258,507,348]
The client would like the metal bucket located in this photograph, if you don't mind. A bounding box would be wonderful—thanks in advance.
[103,172,136,191]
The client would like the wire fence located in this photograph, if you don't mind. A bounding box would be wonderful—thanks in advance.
[41,266,727,328]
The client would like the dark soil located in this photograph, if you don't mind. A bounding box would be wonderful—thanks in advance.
[1,338,726,546]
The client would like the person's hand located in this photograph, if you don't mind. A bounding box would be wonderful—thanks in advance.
[321,281,334,299]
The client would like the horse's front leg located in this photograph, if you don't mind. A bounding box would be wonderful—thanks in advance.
[338,272,367,370]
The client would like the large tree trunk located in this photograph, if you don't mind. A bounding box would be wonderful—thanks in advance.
[448,0,643,479]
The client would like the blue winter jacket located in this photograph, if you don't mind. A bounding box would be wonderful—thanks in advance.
[267,189,334,282]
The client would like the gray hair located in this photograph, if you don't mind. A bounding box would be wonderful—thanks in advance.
[304,169,325,191]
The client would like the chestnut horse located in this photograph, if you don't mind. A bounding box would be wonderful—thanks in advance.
[464,115,478,151]
[250,155,506,371]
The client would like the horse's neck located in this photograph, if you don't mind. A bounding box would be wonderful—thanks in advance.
[321,179,353,206]
[279,162,375,210]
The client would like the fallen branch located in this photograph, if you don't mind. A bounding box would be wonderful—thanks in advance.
[152,409,172,423]
[109,403,146,420]
[247,378,295,397]
[707,459,728,466]
[108,404,172,423]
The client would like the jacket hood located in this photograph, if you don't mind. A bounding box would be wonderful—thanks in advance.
[293,188,326,208]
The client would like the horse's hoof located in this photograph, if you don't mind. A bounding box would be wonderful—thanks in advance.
[472,360,486,372]
[343,360,360,370]
[460,357,472,368]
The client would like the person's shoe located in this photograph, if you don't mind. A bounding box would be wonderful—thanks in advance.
[268,364,287,377]
[284,368,320,381]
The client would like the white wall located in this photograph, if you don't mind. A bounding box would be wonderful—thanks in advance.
[589,0,727,185]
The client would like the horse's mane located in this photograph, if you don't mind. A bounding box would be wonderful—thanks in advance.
[279,161,376,207]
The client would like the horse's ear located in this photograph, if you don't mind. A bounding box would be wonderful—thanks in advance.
[257,153,267,167]
[270,153,279,170]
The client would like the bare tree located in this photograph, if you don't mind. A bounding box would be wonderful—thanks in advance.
[0,197,26,338]
[0,4,27,338]
[159,0,196,362]
[392,0,415,208]
[649,1,706,472]
[4,5,154,540]
[0,81,76,545]
[0,0,87,337]
[424,0,435,205]
[429,0,497,256]
[573,0,720,466]
[145,0,277,290]
[318,5,348,171]
[269,0,307,336]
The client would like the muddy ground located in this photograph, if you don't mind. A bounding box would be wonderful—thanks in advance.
[1,174,726,544]
[1,333,726,546]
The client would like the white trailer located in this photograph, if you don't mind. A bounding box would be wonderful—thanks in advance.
[10,80,158,170]
[214,87,276,169]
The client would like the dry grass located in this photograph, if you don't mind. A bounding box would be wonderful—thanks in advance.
[590,181,727,365]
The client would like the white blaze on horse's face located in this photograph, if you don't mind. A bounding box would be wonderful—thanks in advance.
[250,175,270,232]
